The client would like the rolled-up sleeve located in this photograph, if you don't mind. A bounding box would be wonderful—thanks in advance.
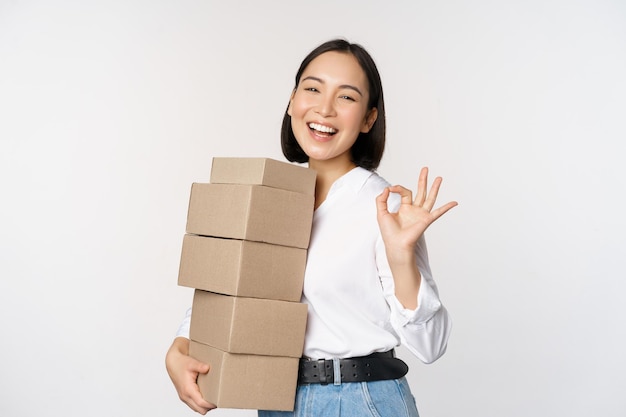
[378,234,453,364]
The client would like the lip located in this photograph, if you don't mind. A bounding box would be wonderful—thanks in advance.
[307,121,337,143]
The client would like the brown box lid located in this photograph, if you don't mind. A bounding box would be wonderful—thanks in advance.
[210,157,316,196]
[178,234,306,302]
[186,183,314,249]
[189,341,299,411]
[190,290,307,358]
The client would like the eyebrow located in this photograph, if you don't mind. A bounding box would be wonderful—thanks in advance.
[301,76,363,97]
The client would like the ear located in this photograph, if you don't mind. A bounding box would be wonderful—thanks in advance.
[287,89,296,116]
[361,107,378,133]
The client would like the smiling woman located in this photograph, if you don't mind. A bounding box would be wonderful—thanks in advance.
[287,51,379,200]
[165,38,457,417]
[281,40,386,174]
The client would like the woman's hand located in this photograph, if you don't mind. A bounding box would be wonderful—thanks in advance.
[376,167,457,256]
[165,337,216,414]
[376,167,457,308]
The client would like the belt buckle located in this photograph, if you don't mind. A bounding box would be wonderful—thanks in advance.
[317,359,331,385]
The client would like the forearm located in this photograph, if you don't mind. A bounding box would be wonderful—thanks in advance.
[387,248,421,310]
[166,337,191,379]
[168,336,190,356]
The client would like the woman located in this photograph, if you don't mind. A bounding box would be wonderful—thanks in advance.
[166,38,457,416]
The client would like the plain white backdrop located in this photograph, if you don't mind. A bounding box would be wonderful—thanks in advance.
[1,1,625,416]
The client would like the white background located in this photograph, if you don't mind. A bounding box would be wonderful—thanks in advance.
[1,1,625,416]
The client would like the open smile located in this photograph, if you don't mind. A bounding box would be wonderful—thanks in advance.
[308,122,337,136]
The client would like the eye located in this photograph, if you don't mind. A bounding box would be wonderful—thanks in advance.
[339,95,356,101]
[305,87,319,93]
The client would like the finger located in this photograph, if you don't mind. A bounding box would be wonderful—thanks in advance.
[387,185,413,205]
[188,358,210,375]
[430,201,459,221]
[184,368,216,414]
[186,395,215,415]
[414,167,429,206]
[422,176,443,212]
[179,381,213,414]
[376,187,390,215]
[188,390,216,414]
[185,392,213,415]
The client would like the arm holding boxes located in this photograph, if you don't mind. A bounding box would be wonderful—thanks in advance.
[165,336,215,414]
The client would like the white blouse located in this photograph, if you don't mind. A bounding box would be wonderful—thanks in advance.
[177,167,451,364]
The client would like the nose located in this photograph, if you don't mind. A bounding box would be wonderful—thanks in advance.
[315,94,336,117]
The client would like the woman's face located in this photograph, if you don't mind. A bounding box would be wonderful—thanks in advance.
[288,51,377,168]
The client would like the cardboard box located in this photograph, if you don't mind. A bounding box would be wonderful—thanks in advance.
[178,234,306,302]
[190,341,300,411]
[190,290,307,358]
[186,183,314,249]
[210,157,316,196]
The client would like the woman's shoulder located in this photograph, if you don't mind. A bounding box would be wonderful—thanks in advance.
[357,168,390,193]
[359,168,401,212]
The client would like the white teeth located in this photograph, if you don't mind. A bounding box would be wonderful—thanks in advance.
[308,122,336,134]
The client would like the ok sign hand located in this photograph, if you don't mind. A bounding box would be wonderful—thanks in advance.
[376,167,458,256]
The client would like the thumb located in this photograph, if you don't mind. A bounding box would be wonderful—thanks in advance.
[188,358,210,375]
[376,187,390,216]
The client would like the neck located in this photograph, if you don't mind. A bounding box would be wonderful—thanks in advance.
[309,158,357,209]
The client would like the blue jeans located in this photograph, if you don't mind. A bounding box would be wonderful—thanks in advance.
[258,377,419,417]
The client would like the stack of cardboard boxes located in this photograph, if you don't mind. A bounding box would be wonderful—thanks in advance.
[177,157,316,411]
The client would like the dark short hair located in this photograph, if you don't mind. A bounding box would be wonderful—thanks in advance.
[281,39,386,171]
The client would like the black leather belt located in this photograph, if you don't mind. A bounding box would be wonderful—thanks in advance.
[298,350,408,385]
